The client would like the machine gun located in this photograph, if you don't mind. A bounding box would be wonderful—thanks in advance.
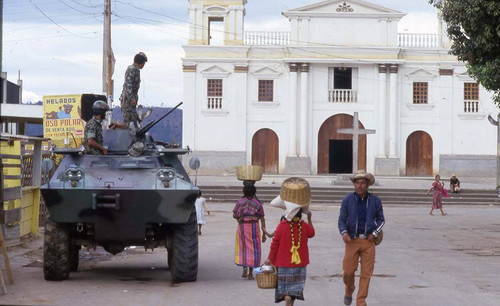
[103,102,184,155]
[136,102,183,138]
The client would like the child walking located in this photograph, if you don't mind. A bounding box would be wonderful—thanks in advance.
[195,191,210,235]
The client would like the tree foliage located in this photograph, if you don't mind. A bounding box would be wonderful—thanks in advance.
[430,0,500,106]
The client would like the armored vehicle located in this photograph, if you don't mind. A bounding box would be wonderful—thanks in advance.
[41,98,199,282]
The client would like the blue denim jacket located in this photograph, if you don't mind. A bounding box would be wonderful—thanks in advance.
[338,192,385,238]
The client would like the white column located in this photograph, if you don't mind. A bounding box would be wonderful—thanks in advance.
[228,9,235,42]
[188,6,195,42]
[236,7,244,42]
[289,64,298,156]
[389,65,398,158]
[182,63,197,149]
[299,63,309,157]
[378,65,387,157]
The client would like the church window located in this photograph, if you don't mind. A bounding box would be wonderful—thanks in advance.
[463,82,479,112]
[258,80,274,102]
[328,67,357,103]
[412,82,428,104]
[334,68,352,89]
[207,79,223,109]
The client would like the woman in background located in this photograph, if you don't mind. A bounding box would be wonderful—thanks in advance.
[233,185,266,280]
[426,174,447,216]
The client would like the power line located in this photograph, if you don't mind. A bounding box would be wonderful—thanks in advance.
[27,0,95,39]
[57,0,98,15]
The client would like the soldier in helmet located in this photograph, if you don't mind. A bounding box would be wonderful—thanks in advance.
[84,100,110,155]
[120,52,147,128]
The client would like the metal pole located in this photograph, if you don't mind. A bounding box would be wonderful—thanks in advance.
[106,0,112,105]
[497,113,500,189]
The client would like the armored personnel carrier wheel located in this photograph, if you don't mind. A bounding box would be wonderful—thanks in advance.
[69,244,80,272]
[43,218,71,281]
[169,210,198,282]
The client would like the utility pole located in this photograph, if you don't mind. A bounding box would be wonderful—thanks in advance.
[488,114,500,189]
[102,0,113,124]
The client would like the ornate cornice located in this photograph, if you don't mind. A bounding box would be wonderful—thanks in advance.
[337,1,354,12]
[182,63,197,72]
[234,65,248,73]
[389,65,398,74]
[439,68,453,76]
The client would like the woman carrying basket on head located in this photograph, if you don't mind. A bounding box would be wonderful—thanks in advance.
[265,178,315,305]
[233,185,267,280]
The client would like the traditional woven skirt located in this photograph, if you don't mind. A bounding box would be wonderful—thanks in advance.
[275,267,307,303]
[432,191,442,209]
[234,221,261,267]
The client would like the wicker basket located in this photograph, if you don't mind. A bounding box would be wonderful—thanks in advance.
[280,177,311,206]
[256,267,277,289]
[236,165,263,181]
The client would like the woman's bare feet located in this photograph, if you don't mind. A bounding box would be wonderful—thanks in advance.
[241,267,247,278]
[247,267,254,280]
[285,295,293,306]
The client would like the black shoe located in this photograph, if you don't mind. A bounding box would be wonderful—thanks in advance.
[344,295,352,305]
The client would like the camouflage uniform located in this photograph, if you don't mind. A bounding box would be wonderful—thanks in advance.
[84,117,104,155]
[120,64,141,126]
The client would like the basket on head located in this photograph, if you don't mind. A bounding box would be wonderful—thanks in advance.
[256,266,277,289]
[236,165,263,181]
[280,177,311,206]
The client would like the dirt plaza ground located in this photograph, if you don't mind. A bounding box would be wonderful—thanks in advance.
[2,201,499,305]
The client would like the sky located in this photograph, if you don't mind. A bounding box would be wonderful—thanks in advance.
[2,0,439,108]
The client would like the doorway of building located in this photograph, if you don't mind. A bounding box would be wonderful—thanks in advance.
[406,131,433,176]
[252,128,279,174]
[318,114,366,173]
[329,139,353,173]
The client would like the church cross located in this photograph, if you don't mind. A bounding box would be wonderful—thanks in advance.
[337,112,376,173]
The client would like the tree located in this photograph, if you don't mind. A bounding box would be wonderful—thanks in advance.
[430,0,500,106]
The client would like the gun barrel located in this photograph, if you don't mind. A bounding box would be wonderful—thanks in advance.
[136,102,183,137]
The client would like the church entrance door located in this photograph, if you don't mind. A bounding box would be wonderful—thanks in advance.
[252,128,279,174]
[329,140,353,173]
[318,114,366,174]
[406,131,433,176]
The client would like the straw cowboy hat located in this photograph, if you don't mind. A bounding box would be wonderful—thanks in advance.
[350,170,375,185]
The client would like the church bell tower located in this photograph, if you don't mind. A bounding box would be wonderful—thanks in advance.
[187,0,246,45]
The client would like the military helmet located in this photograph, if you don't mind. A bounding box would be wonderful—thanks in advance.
[92,100,110,111]
[92,100,109,117]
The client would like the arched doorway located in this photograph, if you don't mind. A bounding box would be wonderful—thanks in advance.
[317,114,366,174]
[252,128,279,174]
[406,131,433,176]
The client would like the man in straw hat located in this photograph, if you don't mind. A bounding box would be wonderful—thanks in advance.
[338,170,385,306]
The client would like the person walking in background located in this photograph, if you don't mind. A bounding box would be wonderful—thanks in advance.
[233,185,266,280]
[450,174,460,193]
[265,208,314,305]
[338,170,385,306]
[426,174,447,216]
[195,191,210,235]
[120,52,147,128]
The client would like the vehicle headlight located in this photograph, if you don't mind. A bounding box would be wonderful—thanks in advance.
[65,167,84,181]
[157,168,175,182]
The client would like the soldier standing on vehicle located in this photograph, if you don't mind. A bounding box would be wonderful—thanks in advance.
[120,52,148,128]
[84,100,109,155]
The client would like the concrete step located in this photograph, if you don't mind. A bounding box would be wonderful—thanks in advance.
[198,185,499,205]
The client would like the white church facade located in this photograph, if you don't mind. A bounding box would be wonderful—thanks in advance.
[181,0,497,177]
